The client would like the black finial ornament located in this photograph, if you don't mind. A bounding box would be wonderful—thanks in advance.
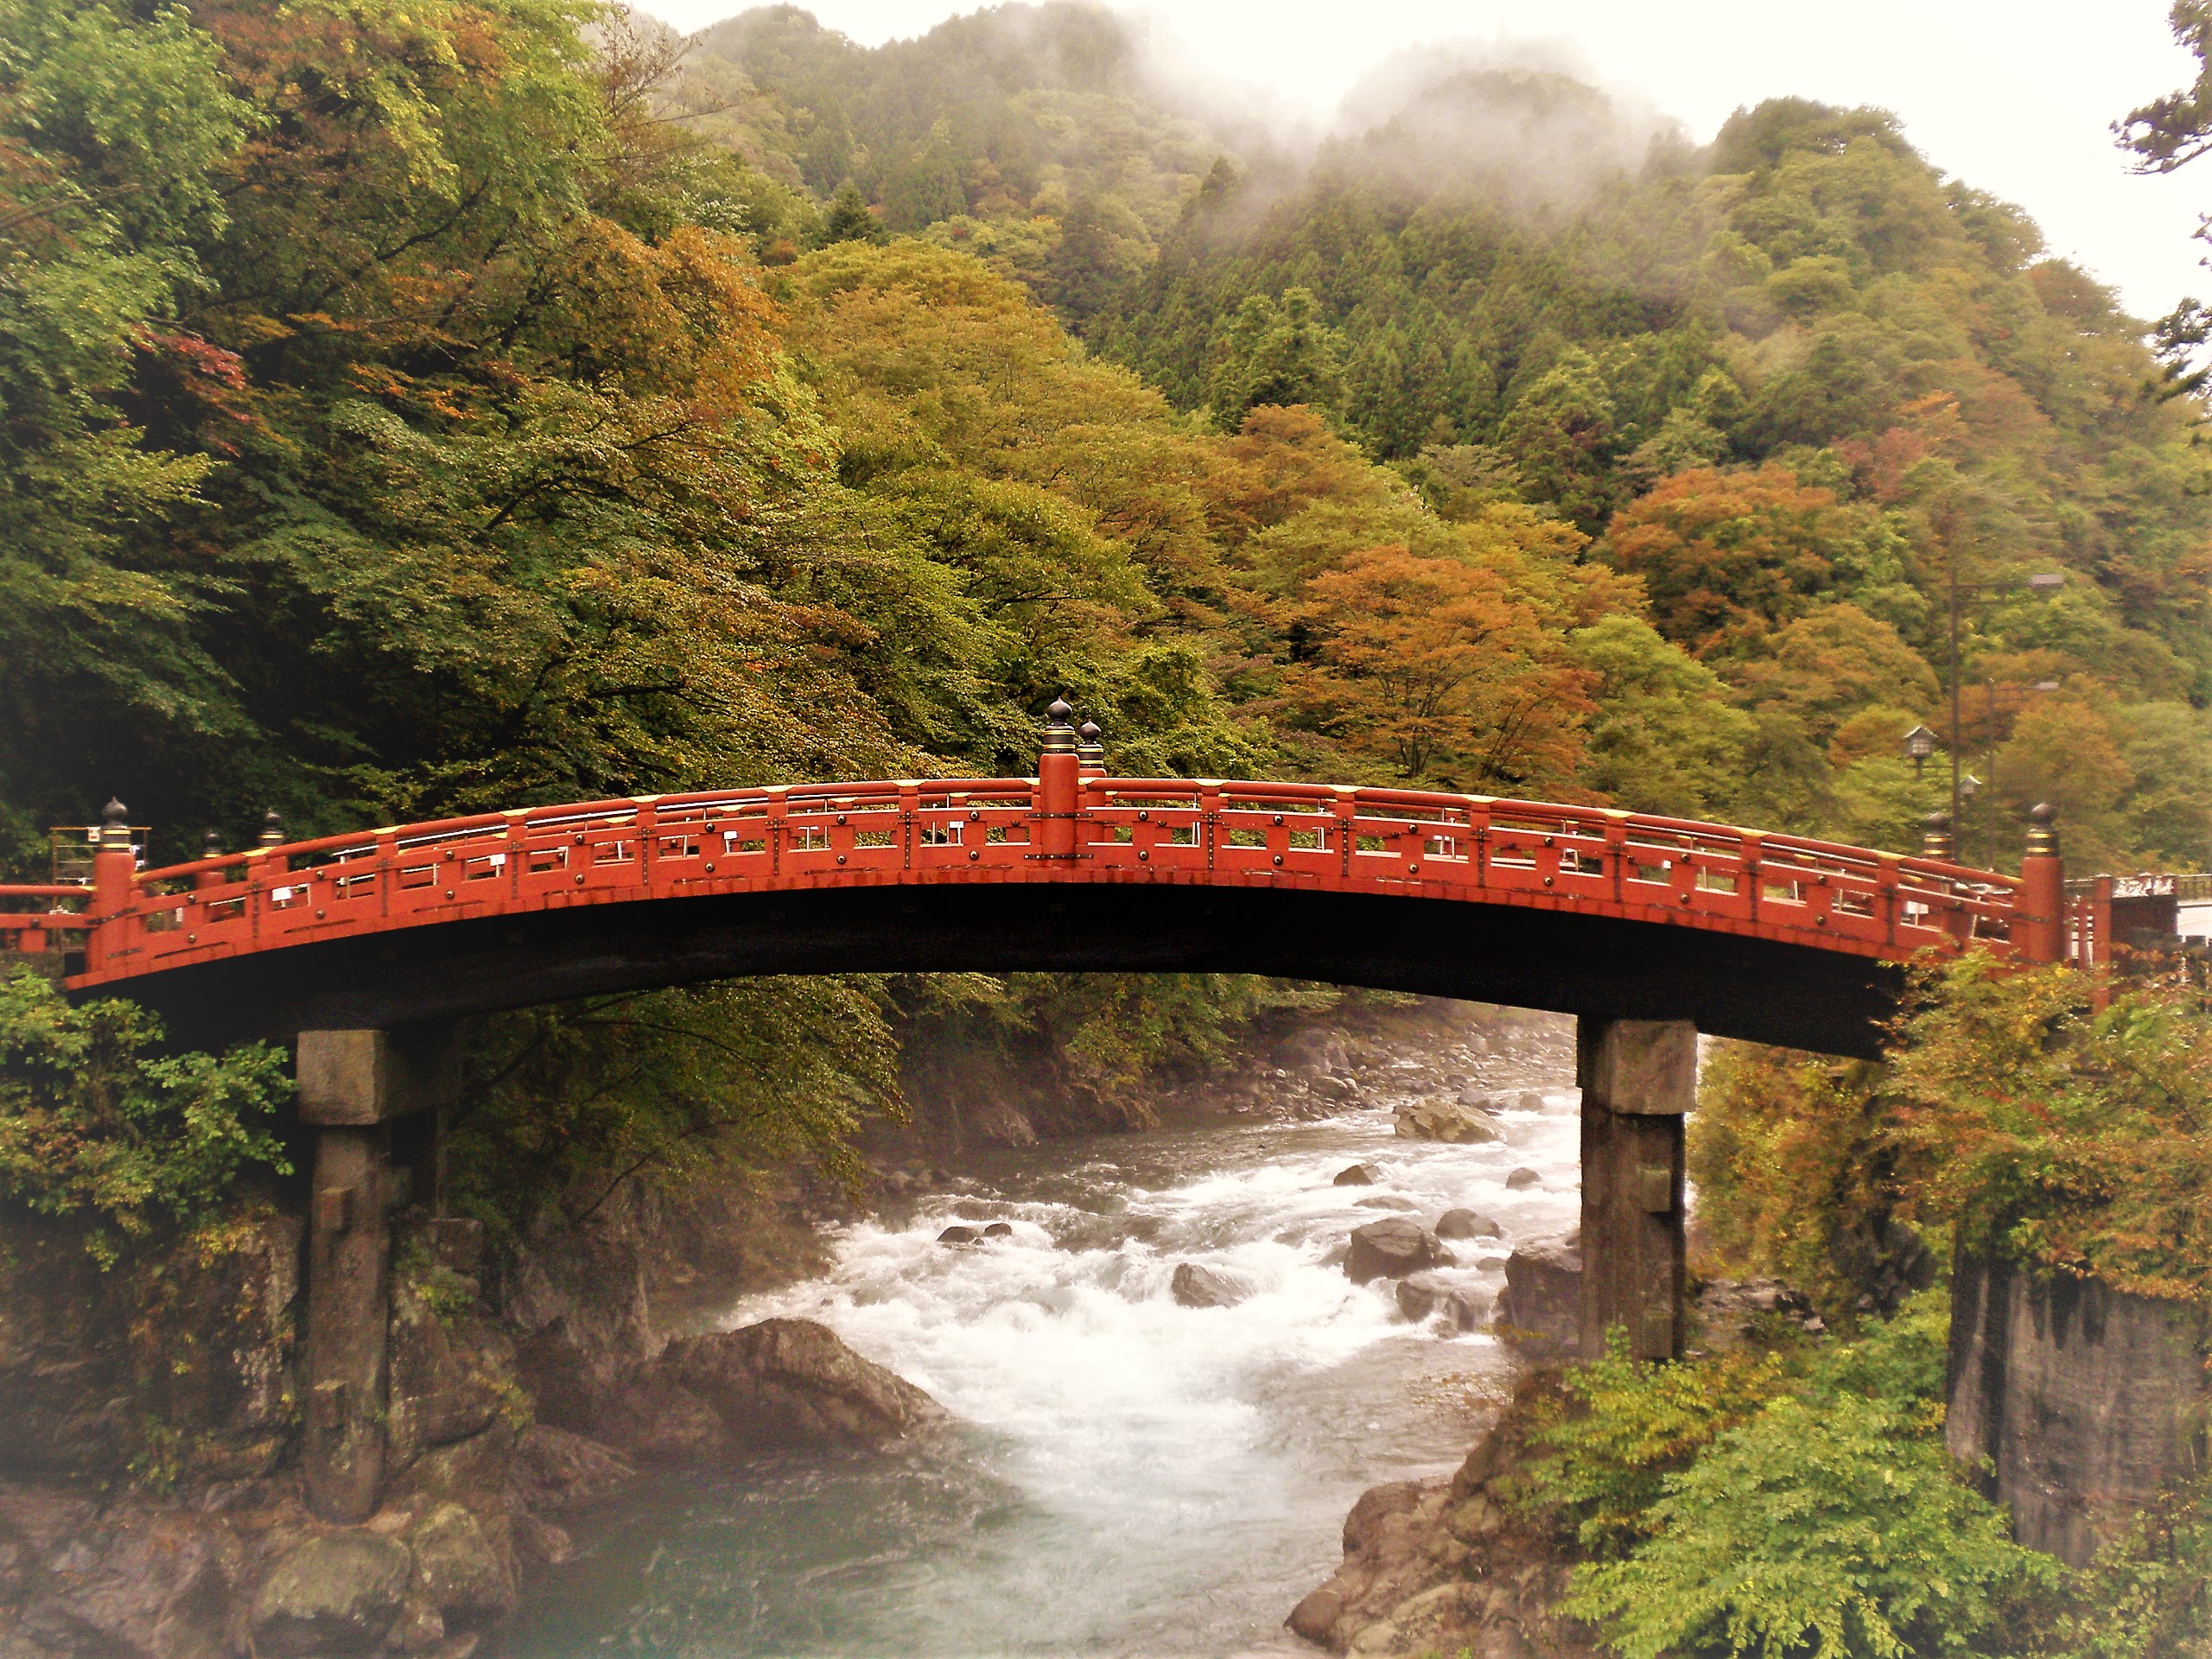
[1920,810,1954,860]
[258,809,284,849]
[203,830,224,858]
[100,798,130,849]
[2026,802,2059,859]
[1041,698,1078,754]
[1076,718,1105,774]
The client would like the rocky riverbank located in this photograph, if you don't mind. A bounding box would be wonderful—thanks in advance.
[0,996,1576,1656]
[0,1183,936,1659]
[873,996,1575,1174]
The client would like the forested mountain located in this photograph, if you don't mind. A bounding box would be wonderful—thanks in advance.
[6,0,2212,1179]
[671,3,1224,311]
[673,4,2212,876]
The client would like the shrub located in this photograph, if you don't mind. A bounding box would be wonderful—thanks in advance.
[1884,961,2212,1303]
[1507,1332,1795,1556]
[1564,1391,2056,1659]
[0,969,291,1265]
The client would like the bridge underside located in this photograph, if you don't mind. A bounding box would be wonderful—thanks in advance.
[128,880,1898,1057]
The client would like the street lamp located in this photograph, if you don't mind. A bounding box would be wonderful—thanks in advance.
[1903,723,1939,779]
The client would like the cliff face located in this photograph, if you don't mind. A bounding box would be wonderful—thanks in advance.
[0,1176,885,1659]
[0,1209,561,1659]
[1948,1251,2210,1567]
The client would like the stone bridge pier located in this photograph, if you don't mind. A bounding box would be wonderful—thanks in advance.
[1577,1017,1694,1360]
[297,1022,464,1522]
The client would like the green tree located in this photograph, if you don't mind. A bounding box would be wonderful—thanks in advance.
[1571,616,1755,817]
[820,179,887,245]
[0,970,290,1266]
[1206,288,1348,426]
[0,0,251,867]
[1497,347,1618,532]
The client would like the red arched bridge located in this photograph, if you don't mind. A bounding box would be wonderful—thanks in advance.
[3,723,2063,1056]
[0,707,2071,1522]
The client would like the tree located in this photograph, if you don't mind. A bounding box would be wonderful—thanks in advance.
[1729,602,1938,748]
[0,0,252,868]
[1285,544,1591,791]
[0,970,290,1265]
[1605,465,1886,658]
[1497,347,1618,531]
[1570,616,1755,818]
[1206,288,1348,426]
[1993,695,2136,873]
[820,179,887,245]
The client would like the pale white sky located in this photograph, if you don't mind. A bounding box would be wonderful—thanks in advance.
[633,0,2211,323]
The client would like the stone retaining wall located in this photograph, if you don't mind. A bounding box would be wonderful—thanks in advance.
[1947,1252,2207,1567]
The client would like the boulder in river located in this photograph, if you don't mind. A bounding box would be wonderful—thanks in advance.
[251,1532,412,1656]
[1170,1262,1249,1309]
[1503,1166,1541,1191]
[937,1225,981,1245]
[1345,1218,1450,1284]
[1433,1209,1502,1241]
[1332,1162,1383,1186]
[1312,1074,1358,1101]
[615,1319,947,1460]
[1395,1273,1482,1331]
[1493,1243,1582,1357]
[982,1222,1014,1239]
[1515,1090,1546,1113]
[1393,1097,1501,1144]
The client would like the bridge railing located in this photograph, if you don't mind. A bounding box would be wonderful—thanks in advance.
[3,776,2044,989]
[1079,780,2024,959]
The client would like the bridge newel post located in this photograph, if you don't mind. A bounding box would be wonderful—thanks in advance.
[83,799,137,975]
[194,830,226,894]
[1577,1017,1694,1363]
[2018,804,2065,966]
[1038,699,1079,861]
[297,1023,464,1522]
[1077,720,1105,779]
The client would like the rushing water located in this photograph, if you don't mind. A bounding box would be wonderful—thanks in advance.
[506,1085,1583,1659]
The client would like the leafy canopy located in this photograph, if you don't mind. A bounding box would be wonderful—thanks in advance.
[0,969,290,1265]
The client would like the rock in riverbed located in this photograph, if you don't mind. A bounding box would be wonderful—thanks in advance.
[1171,1262,1249,1308]
[1395,1273,1482,1331]
[1494,1243,1582,1357]
[613,1319,946,1460]
[1333,1163,1384,1186]
[1345,1219,1450,1284]
[1433,1208,1501,1241]
[1392,1098,1501,1143]
[251,1533,413,1656]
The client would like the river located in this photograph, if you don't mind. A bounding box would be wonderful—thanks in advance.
[505,1044,1582,1658]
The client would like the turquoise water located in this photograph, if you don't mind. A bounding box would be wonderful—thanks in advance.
[502,1098,1581,1658]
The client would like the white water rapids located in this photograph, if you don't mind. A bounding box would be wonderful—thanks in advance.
[507,1081,1584,1657]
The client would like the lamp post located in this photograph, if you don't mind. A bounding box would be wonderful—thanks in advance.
[1903,723,1938,780]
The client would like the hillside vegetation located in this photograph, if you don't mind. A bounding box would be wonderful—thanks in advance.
[4,0,2212,1224]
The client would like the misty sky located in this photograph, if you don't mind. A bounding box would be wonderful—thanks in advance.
[631,0,2212,322]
